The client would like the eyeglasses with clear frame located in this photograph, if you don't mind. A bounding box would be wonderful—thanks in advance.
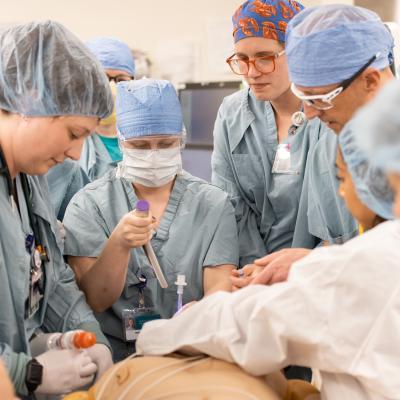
[226,50,286,76]
[107,75,134,83]
[290,53,380,111]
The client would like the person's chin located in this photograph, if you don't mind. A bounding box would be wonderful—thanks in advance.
[325,121,343,133]
[32,159,59,175]
[249,84,274,100]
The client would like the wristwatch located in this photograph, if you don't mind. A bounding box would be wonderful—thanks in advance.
[25,358,43,394]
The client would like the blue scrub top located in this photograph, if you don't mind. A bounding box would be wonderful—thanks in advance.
[0,172,108,395]
[79,133,120,181]
[212,89,357,266]
[63,169,239,359]
[46,159,90,220]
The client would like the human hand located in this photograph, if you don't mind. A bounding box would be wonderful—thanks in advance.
[231,264,264,291]
[250,248,312,285]
[85,344,113,382]
[112,211,155,250]
[36,349,97,394]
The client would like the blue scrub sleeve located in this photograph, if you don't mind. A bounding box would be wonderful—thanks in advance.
[305,131,358,244]
[0,344,31,396]
[203,197,239,267]
[63,191,109,257]
[42,263,109,347]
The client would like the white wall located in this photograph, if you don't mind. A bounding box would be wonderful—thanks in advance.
[0,0,354,82]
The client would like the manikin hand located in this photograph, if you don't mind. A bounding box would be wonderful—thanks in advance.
[250,248,312,285]
[231,264,264,291]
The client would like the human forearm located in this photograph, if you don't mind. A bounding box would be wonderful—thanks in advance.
[77,234,131,312]
[203,265,235,296]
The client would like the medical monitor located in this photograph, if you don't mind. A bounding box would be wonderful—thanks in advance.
[179,81,243,148]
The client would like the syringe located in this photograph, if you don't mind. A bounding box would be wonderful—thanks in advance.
[135,200,168,289]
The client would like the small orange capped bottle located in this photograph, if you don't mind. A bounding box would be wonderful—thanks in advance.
[73,331,97,349]
[48,330,97,350]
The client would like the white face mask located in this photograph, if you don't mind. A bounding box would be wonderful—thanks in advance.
[116,146,182,187]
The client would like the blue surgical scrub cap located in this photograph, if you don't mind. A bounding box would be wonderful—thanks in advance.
[353,79,400,175]
[0,20,113,118]
[286,5,394,87]
[116,79,183,140]
[233,0,304,43]
[339,121,394,220]
[86,37,136,77]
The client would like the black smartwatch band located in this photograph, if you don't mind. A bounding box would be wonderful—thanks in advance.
[25,358,43,394]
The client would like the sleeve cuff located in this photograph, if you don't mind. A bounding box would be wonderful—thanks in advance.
[6,351,31,396]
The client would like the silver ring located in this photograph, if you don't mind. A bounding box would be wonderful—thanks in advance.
[238,269,245,278]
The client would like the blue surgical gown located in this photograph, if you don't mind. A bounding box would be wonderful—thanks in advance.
[46,159,90,220]
[63,170,239,360]
[79,133,120,181]
[212,89,357,266]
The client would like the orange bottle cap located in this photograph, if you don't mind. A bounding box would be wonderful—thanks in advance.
[73,331,97,349]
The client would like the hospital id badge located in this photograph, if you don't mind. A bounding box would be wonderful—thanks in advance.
[26,249,45,318]
[122,308,161,342]
[272,144,298,175]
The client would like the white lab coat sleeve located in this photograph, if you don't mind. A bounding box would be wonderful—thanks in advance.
[137,282,330,376]
[137,227,400,380]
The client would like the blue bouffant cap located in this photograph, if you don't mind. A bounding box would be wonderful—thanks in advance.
[0,21,113,117]
[354,79,400,175]
[86,37,135,77]
[116,79,183,140]
[286,4,394,86]
[339,121,394,220]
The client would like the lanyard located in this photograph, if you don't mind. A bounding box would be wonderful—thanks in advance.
[0,145,15,208]
[0,145,48,318]
[0,145,48,260]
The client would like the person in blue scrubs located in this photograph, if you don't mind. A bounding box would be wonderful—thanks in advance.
[212,0,356,275]
[46,159,90,220]
[81,37,136,180]
[241,4,396,286]
[63,79,239,361]
[0,21,114,397]
[46,37,135,220]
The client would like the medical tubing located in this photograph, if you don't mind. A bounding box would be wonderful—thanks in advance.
[176,293,183,313]
[175,275,186,313]
[135,200,168,289]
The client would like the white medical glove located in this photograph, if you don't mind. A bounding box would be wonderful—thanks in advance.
[29,333,55,357]
[35,349,97,394]
[85,344,113,381]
